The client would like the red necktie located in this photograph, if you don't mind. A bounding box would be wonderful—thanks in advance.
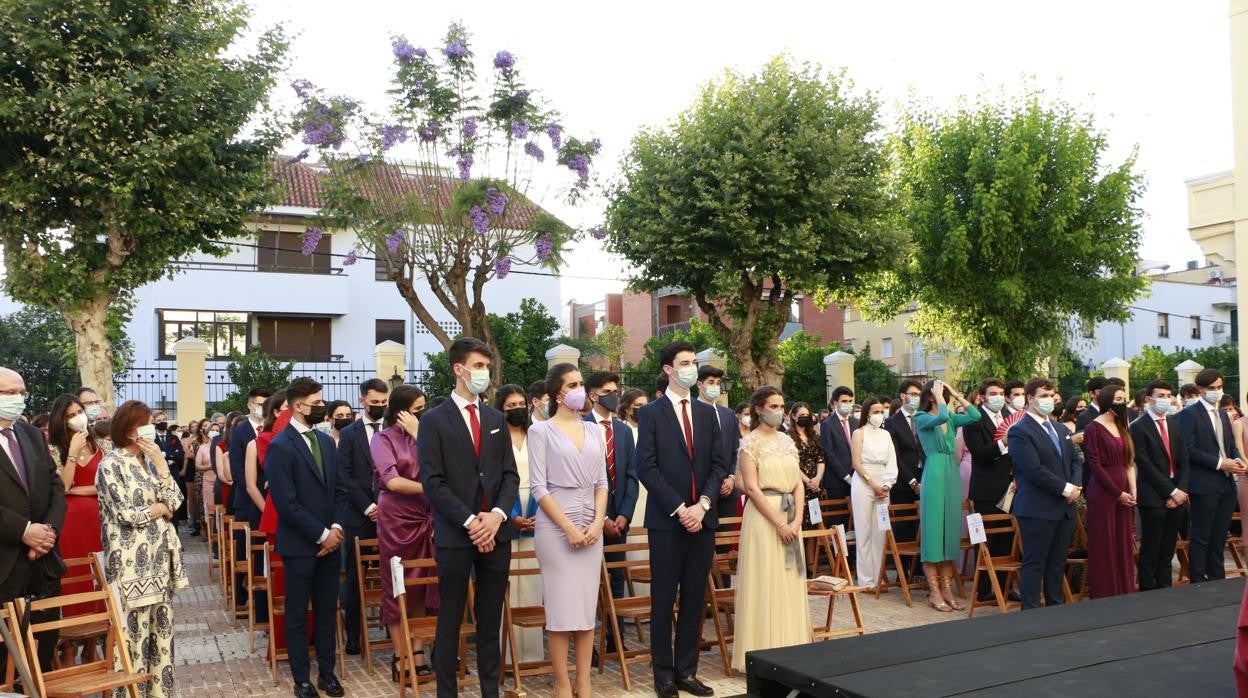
[467,404,486,510]
[1157,417,1174,478]
[680,399,696,501]
[602,419,616,490]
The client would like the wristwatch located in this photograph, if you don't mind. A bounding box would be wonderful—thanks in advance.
[698,496,711,512]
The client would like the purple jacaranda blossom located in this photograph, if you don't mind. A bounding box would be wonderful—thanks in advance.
[463,117,478,139]
[590,138,602,155]
[511,120,529,140]
[469,206,489,233]
[524,141,544,162]
[566,153,589,183]
[486,188,508,216]
[456,152,474,180]
[392,37,418,63]
[302,122,334,147]
[355,154,372,164]
[287,149,310,164]
[493,51,515,70]
[301,227,323,256]
[386,229,405,254]
[381,124,409,151]
[291,79,314,99]
[535,233,553,261]
[415,47,428,58]
[589,225,607,240]
[494,257,511,279]
[444,40,468,59]
[546,124,562,150]
[343,250,358,266]
[418,120,441,142]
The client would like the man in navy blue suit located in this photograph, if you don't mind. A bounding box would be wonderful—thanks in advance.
[820,386,859,531]
[585,371,639,598]
[229,388,269,610]
[266,377,348,698]
[635,342,727,698]
[336,378,389,654]
[696,365,741,520]
[418,338,520,698]
[1178,368,1244,582]
[1010,377,1082,610]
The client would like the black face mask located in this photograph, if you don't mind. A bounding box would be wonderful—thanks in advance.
[1109,403,1127,419]
[597,393,620,413]
[505,407,529,427]
[333,417,354,432]
[155,422,168,432]
[366,404,386,421]
[303,404,328,426]
[796,415,814,428]
[411,408,424,420]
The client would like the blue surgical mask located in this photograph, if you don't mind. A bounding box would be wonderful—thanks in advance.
[1035,397,1056,417]
[462,367,490,395]
[1204,389,1224,405]
[837,403,854,416]
[906,396,920,412]
[985,395,1005,412]
[701,384,721,401]
[0,395,25,422]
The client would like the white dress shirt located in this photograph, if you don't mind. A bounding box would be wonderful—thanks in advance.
[665,386,708,514]
[290,417,343,544]
[363,419,383,517]
[450,391,510,528]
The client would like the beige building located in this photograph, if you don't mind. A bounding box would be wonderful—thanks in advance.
[840,304,954,380]
[1232,0,1248,384]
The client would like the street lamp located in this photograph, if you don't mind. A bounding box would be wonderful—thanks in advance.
[388,365,405,391]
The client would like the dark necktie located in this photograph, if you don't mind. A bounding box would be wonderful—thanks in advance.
[466,404,487,510]
[302,431,324,480]
[1156,418,1174,478]
[602,419,616,491]
[680,399,696,501]
[1044,419,1062,455]
[1,427,26,491]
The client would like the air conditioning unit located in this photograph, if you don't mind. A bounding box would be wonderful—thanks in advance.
[1210,269,1224,280]
[1214,323,1227,334]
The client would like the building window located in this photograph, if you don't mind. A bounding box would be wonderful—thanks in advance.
[882,337,894,359]
[844,307,854,323]
[1191,316,1201,340]
[375,319,405,346]
[1157,313,1169,338]
[159,310,249,359]
[257,230,331,274]
[1081,318,1095,339]
[788,299,801,324]
[257,315,332,361]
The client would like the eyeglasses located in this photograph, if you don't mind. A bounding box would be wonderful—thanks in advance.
[0,389,28,398]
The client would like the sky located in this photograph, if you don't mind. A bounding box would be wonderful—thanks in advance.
[248,0,1237,321]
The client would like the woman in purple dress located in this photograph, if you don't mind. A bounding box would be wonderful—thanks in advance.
[528,363,608,698]
[370,385,438,680]
[1083,384,1138,599]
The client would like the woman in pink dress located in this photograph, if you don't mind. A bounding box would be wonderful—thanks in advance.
[369,385,437,681]
[1083,384,1138,599]
[48,394,104,617]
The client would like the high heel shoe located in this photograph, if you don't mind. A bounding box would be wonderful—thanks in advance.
[927,578,952,612]
[413,649,431,677]
[941,576,965,611]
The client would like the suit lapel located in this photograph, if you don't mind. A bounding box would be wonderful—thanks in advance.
[446,400,481,464]
[655,397,691,465]
[0,440,25,492]
[285,425,324,485]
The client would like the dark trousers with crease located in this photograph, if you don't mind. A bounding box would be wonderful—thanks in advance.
[1137,504,1184,590]
[283,553,340,685]
[433,544,510,698]
[648,527,714,684]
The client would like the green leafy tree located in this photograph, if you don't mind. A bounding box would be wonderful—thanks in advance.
[591,324,629,372]
[1051,348,1094,404]
[851,343,900,403]
[777,331,838,408]
[1126,343,1239,401]
[0,0,287,411]
[623,319,747,404]
[863,92,1146,379]
[605,57,904,392]
[420,298,563,397]
[215,346,295,414]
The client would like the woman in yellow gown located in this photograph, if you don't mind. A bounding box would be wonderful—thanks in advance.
[732,386,811,670]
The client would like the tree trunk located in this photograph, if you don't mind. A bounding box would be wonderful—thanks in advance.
[61,297,117,412]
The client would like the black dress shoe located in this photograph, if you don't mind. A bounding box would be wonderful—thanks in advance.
[1008,590,1023,603]
[317,675,345,697]
[344,640,361,655]
[654,679,679,698]
[676,675,715,696]
[293,682,319,698]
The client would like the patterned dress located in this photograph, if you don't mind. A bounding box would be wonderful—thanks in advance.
[97,447,188,698]
[790,431,825,528]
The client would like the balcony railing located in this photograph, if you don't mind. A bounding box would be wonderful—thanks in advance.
[657,321,691,336]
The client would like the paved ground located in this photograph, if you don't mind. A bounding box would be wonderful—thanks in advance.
[173,535,1004,697]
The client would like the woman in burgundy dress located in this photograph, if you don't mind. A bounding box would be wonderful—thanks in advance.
[1082,384,1138,599]
[48,394,105,617]
[370,385,437,681]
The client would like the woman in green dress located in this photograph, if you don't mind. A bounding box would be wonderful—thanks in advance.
[915,379,979,612]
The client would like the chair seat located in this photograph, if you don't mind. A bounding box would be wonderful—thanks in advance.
[982,560,1021,572]
[610,598,653,619]
[58,621,110,641]
[509,606,547,628]
[808,584,872,597]
[45,666,153,697]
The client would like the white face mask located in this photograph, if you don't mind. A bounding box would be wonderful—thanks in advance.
[1010,395,1026,411]
[1203,389,1224,405]
[867,413,885,428]
[313,421,333,433]
[0,394,25,422]
[1035,397,1056,417]
[984,395,1005,412]
[701,384,721,401]
[837,403,854,416]
[251,406,264,420]
[672,364,698,390]
[460,366,490,395]
[68,414,89,433]
[1151,397,1172,417]
[84,403,103,420]
[740,414,752,427]
[760,410,784,427]
[905,395,920,412]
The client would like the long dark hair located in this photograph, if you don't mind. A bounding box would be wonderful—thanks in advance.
[261,390,288,432]
[748,386,783,432]
[1059,396,1085,425]
[544,363,580,418]
[494,384,530,430]
[219,411,242,451]
[48,393,91,466]
[1095,384,1135,466]
[918,379,949,414]
[384,385,427,428]
[787,401,817,443]
[618,388,646,423]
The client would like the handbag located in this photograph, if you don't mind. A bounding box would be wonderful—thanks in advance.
[35,549,68,580]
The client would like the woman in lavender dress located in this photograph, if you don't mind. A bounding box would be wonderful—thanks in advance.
[370,385,438,680]
[528,363,608,698]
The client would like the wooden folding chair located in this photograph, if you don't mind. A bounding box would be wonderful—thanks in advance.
[0,602,34,695]
[52,555,110,669]
[809,498,852,576]
[804,525,869,640]
[1227,512,1246,577]
[394,556,474,697]
[599,541,655,691]
[876,503,923,606]
[217,511,232,606]
[968,514,1023,617]
[247,529,270,652]
[1176,521,1192,585]
[502,548,557,692]
[15,580,152,697]
[352,537,391,674]
[206,504,223,578]
[1064,515,1090,600]
[262,545,346,685]
[226,518,249,617]
[705,519,741,677]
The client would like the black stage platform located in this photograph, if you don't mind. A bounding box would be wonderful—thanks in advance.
[745,578,1243,697]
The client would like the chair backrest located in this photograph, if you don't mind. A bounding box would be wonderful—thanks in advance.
[16,583,137,698]
[978,513,1021,559]
[819,497,851,526]
[802,526,854,584]
[354,537,383,593]
[508,547,543,580]
[887,502,921,524]
[0,602,33,694]
[602,541,653,578]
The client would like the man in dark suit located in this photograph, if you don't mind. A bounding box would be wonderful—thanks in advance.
[151,410,187,522]
[1177,368,1244,583]
[417,338,520,698]
[229,388,269,609]
[965,377,1018,600]
[819,385,858,501]
[635,341,727,698]
[336,378,388,655]
[0,367,67,672]
[1075,377,1109,434]
[266,377,348,698]
[1131,379,1190,590]
[883,380,925,541]
[1011,377,1082,610]
[696,365,741,520]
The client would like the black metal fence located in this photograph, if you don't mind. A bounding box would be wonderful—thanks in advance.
[23,364,180,416]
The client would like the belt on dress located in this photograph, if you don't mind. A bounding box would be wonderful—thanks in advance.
[762,487,802,571]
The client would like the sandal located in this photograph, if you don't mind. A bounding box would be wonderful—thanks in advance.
[941,576,965,611]
[927,578,952,612]
[413,649,432,677]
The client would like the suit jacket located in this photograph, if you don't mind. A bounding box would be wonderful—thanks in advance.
[883,411,924,488]
[417,397,520,549]
[583,413,640,524]
[966,408,1014,502]
[264,423,349,558]
[337,419,379,529]
[818,414,858,491]
[1011,413,1082,521]
[1075,404,1100,433]
[709,403,742,477]
[0,420,67,585]
[634,394,728,531]
[1177,401,1241,496]
[1130,413,1190,508]
[229,419,258,512]
[154,431,185,473]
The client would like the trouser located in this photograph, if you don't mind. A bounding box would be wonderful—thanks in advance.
[648,527,714,684]
[972,499,1013,596]
[433,544,511,698]
[283,554,341,685]
[111,601,175,698]
[1137,504,1185,590]
[851,473,887,587]
[1017,516,1075,610]
[1190,487,1237,582]
[340,521,375,646]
